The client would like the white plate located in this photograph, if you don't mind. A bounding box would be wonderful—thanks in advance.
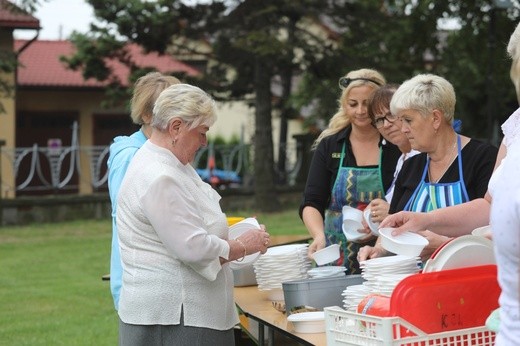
[229,218,261,269]
[471,225,492,238]
[363,208,380,236]
[308,266,345,278]
[379,228,428,258]
[422,235,495,273]
[360,254,419,267]
[287,311,325,333]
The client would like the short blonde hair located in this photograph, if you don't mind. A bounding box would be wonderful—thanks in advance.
[130,72,181,125]
[152,84,216,131]
[390,74,455,124]
[314,68,386,147]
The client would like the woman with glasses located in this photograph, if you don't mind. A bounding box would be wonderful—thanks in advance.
[359,74,497,262]
[364,84,419,225]
[299,68,401,274]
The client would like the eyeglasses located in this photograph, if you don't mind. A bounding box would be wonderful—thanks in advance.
[373,112,398,129]
[339,77,382,89]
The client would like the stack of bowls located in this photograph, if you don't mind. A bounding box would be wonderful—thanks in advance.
[253,244,312,301]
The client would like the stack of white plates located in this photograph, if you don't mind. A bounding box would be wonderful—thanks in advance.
[228,217,262,270]
[253,244,312,298]
[361,255,420,295]
[307,266,345,278]
[342,284,370,312]
[342,255,420,310]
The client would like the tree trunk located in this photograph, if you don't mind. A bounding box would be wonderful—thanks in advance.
[276,16,296,185]
[253,56,280,212]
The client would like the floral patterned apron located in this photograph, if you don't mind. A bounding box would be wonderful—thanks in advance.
[324,141,384,274]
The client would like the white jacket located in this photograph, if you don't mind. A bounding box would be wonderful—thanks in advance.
[117,140,238,329]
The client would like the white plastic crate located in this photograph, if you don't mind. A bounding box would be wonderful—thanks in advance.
[324,306,495,346]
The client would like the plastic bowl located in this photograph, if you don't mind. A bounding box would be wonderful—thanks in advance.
[312,244,340,265]
[287,311,325,333]
[471,225,492,239]
[379,228,428,258]
[229,218,261,269]
[226,216,245,226]
[342,206,364,241]
[363,208,380,236]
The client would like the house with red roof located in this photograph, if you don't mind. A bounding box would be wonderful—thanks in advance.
[13,39,203,196]
[1,0,305,199]
[0,0,202,197]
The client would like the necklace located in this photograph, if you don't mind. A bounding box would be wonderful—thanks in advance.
[427,136,458,184]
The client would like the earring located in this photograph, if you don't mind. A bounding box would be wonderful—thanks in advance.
[172,138,176,147]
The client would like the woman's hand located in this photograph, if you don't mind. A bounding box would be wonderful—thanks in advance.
[417,230,452,262]
[307,234,326,259]
[357,242,387,262]
[238,225,270,255]
[368,198,390,223]
[379,211,433,236]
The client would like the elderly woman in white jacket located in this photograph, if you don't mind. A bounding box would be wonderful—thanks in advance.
[116,83,270,345]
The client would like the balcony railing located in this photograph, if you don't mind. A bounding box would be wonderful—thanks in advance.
[0,124,304,195]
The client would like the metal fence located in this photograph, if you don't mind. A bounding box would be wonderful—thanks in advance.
[0,124,303,195]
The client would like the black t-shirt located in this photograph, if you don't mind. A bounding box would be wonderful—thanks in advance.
[389,138,498,213]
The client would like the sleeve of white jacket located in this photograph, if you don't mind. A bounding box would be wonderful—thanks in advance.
[140,175,230,281]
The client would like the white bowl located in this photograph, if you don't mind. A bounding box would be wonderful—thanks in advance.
[363,208,380,236]
[312,244,340,265]
[471,225,492,239]
[287,311,325,333]
[266,288,284,301]
[342,206,364,241]
[307,266,345,278]
[379,228,428,258]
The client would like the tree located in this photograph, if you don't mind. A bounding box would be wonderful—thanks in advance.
[63,0,520,211]
[292,0,520,144]
[64,0,337,212]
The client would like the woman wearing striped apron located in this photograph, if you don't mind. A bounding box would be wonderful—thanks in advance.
[358,74,497,263]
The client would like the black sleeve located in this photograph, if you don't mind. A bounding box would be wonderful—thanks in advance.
[298,138,336,220]
[380,142,402,193]
[460,140,498,199]
[389,154,427,213]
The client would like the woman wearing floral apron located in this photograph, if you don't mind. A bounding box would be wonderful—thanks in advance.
[299,69,401,274]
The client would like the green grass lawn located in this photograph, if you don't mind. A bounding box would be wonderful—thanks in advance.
[0,208,307,345]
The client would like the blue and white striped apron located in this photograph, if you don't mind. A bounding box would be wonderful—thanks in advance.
[404,135,469,212]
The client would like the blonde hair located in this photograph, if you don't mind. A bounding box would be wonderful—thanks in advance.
[130,72,181,125]
[508,22,520,104]
[313,68,385,149]
[390,74,455,124]
[152,84,216,130]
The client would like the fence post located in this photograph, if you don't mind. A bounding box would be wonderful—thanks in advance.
[0,139,5,226]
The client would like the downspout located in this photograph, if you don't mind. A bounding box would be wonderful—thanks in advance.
[14,28,40,82]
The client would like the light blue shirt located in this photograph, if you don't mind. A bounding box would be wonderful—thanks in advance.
[107,129,147,310]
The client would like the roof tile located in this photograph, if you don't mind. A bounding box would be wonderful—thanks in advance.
[0,0,39,29]
[15,39,200,88]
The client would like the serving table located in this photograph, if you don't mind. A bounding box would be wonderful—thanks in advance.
[234,286,326,346]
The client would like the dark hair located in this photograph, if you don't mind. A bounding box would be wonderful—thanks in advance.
[368,83,400,122]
